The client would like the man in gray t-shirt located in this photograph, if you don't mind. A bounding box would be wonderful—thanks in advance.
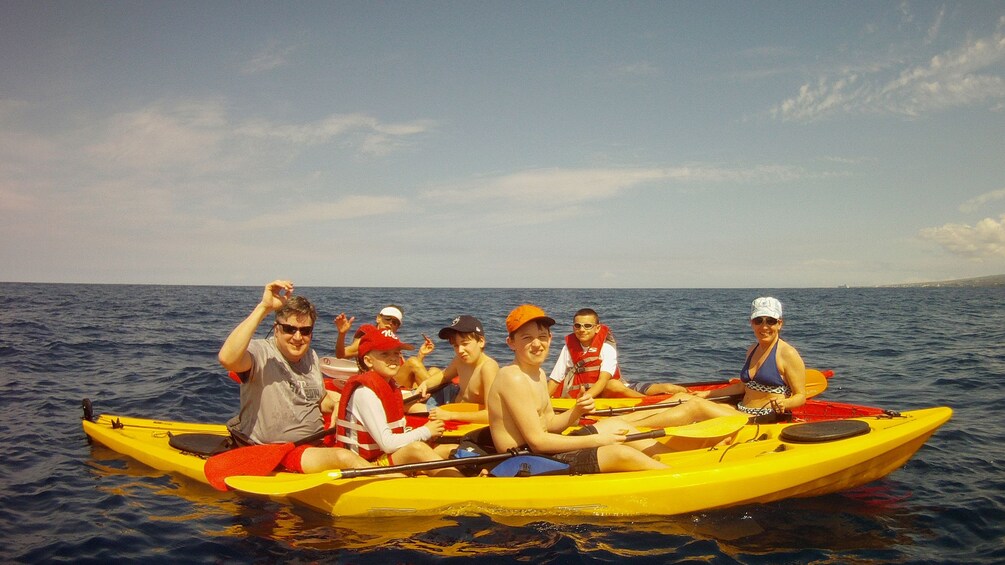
[219,280,370,474]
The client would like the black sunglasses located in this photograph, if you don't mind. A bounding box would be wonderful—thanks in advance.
[752,317,779,326]
[276,322,314,336]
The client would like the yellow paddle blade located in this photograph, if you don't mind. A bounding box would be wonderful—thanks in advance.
[434,402,481,413]
[225,469,344,496]
[664,415,748,439]
[804,369,828,398]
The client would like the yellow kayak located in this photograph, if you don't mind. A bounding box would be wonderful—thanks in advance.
[82,400,951,518]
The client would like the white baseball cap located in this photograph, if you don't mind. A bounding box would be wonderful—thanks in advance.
[750,297,783,320]
[379,306,403,323]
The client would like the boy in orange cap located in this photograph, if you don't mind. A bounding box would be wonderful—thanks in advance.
[485,304,672,473]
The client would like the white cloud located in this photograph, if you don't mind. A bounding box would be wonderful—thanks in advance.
[86,101,229,170]
[772,25,1005,121]
[234,195,406,231]
[234,113,435,154]
[959,188,1005,213]
[925,5,945,45]
[615,61,662,77]
[918,214,1005,259]
[422,164,809,207]
[0,99,436,267]
[241,40,297,75]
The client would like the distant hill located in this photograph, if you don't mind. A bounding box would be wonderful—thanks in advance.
[882,274,1005,288]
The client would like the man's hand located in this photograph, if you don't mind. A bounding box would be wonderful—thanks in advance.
[260,280,294,313]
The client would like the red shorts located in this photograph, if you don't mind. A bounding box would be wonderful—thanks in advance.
[279,445,311,473]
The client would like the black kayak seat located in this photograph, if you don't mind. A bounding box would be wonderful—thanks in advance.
[780,420,871,443]
[168,433,235,456]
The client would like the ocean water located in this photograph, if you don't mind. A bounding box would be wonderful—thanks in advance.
[1,283,1003,564]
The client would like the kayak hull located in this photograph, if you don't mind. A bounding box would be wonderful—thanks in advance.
[82,406,951,518]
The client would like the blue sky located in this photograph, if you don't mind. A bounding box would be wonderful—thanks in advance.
[2,1,1003,288]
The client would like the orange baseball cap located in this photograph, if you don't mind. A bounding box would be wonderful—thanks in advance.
[505,304,556,334]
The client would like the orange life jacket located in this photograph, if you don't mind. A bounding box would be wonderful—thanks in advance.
[335,370,406,461]
[555,324,621,398]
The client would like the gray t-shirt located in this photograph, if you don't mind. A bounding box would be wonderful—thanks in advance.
[226,337,325,445]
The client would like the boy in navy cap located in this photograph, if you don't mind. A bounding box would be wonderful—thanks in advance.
[426,315,500,425]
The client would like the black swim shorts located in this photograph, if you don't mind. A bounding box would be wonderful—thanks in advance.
[550,448,601,474]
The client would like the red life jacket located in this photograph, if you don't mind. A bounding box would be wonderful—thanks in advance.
[555,324,622,398]
[335,370,407,461]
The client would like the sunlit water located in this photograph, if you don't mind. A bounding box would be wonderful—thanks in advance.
[2,284,1003,563]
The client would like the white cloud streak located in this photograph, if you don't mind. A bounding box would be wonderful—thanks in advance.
[422,164,809,207]
[772,24,1005,121]
[241,40,298,75]
[0,99,436,247]
[959,188,1005,213]
[918,214,1005,259]
[235,113,435,155]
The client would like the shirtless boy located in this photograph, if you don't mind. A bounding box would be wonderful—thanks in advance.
[426,315,499,425]
[486,304,672,473]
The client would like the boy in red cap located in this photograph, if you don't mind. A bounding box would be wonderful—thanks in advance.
[333,304,442,390]
[333,325,459,474]
[485,304,672,474]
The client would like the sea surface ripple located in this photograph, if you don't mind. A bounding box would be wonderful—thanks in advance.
[1,283,1002,563]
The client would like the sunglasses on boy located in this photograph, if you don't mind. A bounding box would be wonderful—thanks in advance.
[752,317,779,326]
[573,323,596,330]
[379,315,401,328]
[275,322,314,337]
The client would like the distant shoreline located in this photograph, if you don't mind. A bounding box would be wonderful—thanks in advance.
[878,274,1005,288]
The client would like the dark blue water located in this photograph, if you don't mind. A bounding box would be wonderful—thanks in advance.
[2,283,1003,563]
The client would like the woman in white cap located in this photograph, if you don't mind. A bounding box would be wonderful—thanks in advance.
[701,297,808,420]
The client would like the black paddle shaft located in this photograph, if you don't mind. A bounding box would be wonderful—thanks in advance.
[338,449,532,479]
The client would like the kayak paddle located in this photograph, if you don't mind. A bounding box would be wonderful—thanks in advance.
[224,448,532,496]
[224,417,750,496]
[205,386,443,491]
[678,368,834,388]
[623,415,749,442]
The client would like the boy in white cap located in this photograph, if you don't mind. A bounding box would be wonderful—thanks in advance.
[486,304,672,474]
[333,325,459,474]
[333,304,441,390]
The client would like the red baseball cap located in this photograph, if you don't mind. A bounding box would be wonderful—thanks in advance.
[505,304,556,334]
[357,325,414,359]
